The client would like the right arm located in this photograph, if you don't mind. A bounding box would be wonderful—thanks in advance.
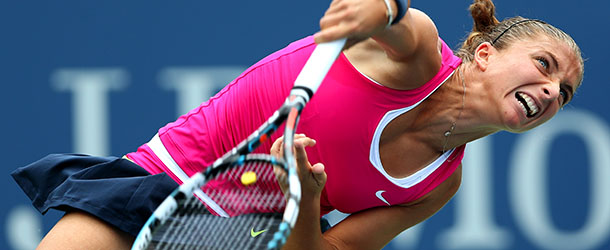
[314,0,442,90]
[314,0,438,61]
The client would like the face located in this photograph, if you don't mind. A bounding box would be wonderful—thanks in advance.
[476,36,582,133]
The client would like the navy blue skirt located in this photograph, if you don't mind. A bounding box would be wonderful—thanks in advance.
[11,154,178,236]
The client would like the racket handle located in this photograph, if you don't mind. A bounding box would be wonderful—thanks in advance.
[291,38,347,102]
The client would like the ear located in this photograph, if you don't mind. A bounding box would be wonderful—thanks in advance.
[473,42,495,71]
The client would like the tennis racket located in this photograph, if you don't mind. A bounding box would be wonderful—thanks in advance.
[131,38,346,250]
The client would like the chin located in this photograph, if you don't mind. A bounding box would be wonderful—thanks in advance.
[501,113,534,133]
[504,118,549,133]
[500,104,553,133]
[506,126,533,134]
[503,126,528,134]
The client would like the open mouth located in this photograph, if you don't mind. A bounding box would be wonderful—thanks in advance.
[515,92,539,118]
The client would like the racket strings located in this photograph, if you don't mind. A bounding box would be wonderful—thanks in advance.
[205,161,286,215]
[147,160,286,249]
[151,203,281,249]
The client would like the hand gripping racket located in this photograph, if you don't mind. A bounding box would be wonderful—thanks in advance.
[131,38,346,250]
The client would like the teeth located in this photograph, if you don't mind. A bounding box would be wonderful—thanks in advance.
[516,92,540,117]
[518,101,528,116]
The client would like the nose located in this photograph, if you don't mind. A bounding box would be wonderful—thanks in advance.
[541,81,560,101]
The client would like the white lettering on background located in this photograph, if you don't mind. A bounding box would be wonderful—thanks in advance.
[158,67,245,116]
[510,110,610,250]
[438,136,511,249]
[6,206,42,250]
[51,69,128,156]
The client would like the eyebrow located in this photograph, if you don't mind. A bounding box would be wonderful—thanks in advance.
[545,51,560,72]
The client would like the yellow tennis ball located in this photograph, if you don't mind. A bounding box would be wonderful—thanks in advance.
[241,171,257,186]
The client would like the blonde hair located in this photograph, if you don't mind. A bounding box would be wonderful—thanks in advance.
[455,0,584,85]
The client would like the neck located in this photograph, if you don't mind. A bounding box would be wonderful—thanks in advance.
[449,65,504,148]
[424,65,500,152]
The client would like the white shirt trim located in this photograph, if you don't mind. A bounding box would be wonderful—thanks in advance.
[353,65,383,86]
[147,134,230,217]
[368,70,456,188]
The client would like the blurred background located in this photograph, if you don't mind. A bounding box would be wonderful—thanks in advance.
[1,1,608,249]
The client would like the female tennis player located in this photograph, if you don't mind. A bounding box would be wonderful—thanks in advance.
[12,0,584,249]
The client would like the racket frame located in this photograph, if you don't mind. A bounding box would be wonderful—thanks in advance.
[131,38,346,250]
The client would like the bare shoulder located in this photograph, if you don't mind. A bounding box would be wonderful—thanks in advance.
[378,8,441,60]
[343,8,444,90]
[407,8,441,52]
[400,8,444,87]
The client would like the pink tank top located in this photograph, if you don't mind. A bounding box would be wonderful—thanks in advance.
[127,36,465,216]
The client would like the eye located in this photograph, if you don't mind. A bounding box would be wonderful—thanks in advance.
[559,88,568,106]
[536,57,549,69]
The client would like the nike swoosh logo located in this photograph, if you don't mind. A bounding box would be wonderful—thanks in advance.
[250,228,268,238]
[375,190,391,206]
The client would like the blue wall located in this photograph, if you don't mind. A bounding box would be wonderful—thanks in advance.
[2,1,609,249]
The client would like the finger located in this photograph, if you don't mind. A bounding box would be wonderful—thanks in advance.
[273,166,286,181]
[294,136,316,148]
[327,0,347,13]
[319,9,350,30]
[293,141,312,174]
[287,134,307,156]
[270,136,284,157]
[311,163,325,175]
[273,166,289,199]
[273,166,288,186]
[314,22,356,44]
[328,0,341,8]
[293,133,307,140]
[310,163,327,187]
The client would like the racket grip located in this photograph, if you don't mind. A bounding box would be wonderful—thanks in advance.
[291,38,347,102]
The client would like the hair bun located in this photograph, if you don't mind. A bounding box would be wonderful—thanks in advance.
[469,0,500,33]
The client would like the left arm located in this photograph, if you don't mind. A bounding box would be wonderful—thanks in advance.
[271,135,331,249]
[272,136,462,249]
[322,165,462,249]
